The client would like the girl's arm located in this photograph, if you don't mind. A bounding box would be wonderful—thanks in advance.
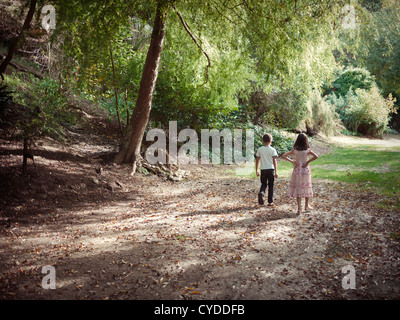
[281,149,294,161]
[303,150,319,167]
[281,149,296,166]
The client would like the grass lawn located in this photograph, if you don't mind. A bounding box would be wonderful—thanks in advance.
[277,145,400,209]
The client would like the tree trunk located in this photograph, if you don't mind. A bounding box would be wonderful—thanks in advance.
[0,0,37,76]
[22,138,28,173]
[114,1,170,173]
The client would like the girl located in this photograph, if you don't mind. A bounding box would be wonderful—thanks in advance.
[281,133,318,214]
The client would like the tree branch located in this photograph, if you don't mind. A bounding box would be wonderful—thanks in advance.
[172,4,211,84]
[0,52,43,79]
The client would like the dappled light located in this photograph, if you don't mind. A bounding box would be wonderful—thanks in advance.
[1,0,400,304]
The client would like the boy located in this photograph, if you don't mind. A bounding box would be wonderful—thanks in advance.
[255,133,278,206]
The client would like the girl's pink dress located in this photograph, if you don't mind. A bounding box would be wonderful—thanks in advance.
[288,149,313,198]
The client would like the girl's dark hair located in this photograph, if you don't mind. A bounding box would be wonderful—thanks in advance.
[293,133,310,150]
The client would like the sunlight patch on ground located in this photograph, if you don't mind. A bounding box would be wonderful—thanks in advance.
[326,134,400,149]
[313,163,391,173]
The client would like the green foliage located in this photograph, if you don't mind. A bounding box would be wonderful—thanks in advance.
[99,94,134,124]
[324,67,376,97]
[344,85,396,137]
[241,89,307,130]
[357,1,400,98]
[149,2,261,131]
[304,90,343,136]
[36,77,76,126]
[0,85,13,112]
[335,1,400,129]
[321,62,397,137]
[361,0,383,12]
[55,0,345,137]
[55,0,153,130]
[325,85,397,138]
[324,91,347,116]
[4,74,76,141]
[340,128,362,136]
[233,0,342,85]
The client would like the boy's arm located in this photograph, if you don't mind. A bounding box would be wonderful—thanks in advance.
[255,157,260,176]
[273,157,278,178]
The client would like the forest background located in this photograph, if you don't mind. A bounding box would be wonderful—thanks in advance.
[1,0,400,302]
[0,0,399,167]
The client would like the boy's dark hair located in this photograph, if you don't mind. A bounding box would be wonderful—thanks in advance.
[293,133,310,150]
[262,133,272,143]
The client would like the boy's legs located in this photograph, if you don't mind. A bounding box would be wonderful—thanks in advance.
[259,170,268,194]
[266,169,275,204]
[259,169,275,205]
[258,170,268,204]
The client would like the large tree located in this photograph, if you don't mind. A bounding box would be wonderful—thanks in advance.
[0,0,38,77]
[114,0,171,171]
[57,0,345,173]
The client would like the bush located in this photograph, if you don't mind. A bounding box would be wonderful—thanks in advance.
[325,91,347,115]
[303,90,343,136]
[244,89,307,130]
[325,79,397,138]
[324,67,375,97]
[345,85,397,138]
[99,94,134,125]
[4,74,77,141]
[0,84,13,111]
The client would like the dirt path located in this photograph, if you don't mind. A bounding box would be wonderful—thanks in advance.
[1,132,400,300]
